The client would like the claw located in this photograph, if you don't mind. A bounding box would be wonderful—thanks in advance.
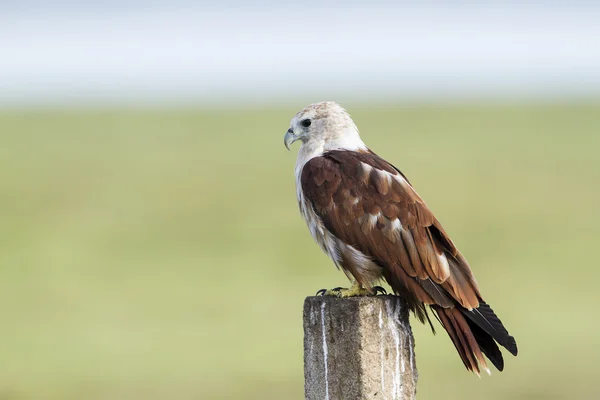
[315,283,372,298]
[373,286,387,295]
[316,287,343,297]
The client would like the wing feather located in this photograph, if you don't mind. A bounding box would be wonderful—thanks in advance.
[299,150,517,371]
[301,150,481,310]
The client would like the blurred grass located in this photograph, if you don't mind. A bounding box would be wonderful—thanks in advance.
[0,102,599,399]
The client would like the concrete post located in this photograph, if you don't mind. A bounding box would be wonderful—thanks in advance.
[303,296,418,400]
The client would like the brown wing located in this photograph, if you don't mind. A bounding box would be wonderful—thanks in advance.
[301,149,518,373]
[301,149,481,310]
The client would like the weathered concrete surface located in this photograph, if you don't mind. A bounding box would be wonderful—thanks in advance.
[304,296,417,400]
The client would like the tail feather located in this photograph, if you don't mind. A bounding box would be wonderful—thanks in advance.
[433,306,489,374]
[463,301,518,356]
[434,308,471,370]
[465,317,504,371]
[432,301,517,373]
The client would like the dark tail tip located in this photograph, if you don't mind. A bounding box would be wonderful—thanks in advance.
[462,301,518,356]
[433,302,518,373]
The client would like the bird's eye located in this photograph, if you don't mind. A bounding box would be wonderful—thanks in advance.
[301,119,312,128]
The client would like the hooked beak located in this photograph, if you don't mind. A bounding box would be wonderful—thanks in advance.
[284,128,297,151]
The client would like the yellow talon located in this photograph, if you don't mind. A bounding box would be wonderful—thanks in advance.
[319,282,373,298]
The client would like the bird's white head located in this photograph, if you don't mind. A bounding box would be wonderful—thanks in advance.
[284,101,367,156]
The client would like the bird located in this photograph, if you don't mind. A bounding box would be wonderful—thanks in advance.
[284,101,517,375]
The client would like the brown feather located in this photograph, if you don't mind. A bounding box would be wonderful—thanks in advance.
[435,306,476,372]
[301,150,481,309]
[300,149,516,373]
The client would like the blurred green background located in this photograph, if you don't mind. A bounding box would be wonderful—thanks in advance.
[1,102,599,399]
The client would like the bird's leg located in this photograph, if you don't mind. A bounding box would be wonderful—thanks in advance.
[316,281,378,298]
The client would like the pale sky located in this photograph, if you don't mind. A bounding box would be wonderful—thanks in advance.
[1,2,599,106]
